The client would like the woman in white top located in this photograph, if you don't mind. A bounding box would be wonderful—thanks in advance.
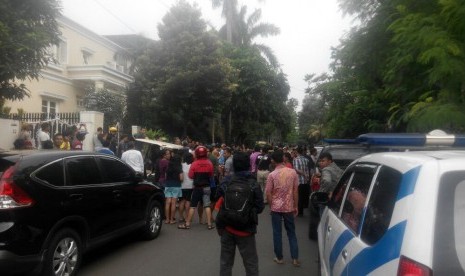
[178,152,194,223]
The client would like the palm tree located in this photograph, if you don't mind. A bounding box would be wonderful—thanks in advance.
[212,0,238,43]
[218,6,280,68]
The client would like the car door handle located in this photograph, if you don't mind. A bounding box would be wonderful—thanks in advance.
[69,194,83,201]
[342,249,348,260]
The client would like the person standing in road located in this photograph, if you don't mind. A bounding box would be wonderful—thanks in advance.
[315,152,343,197]
[121,141,144,174]
[93,127,104,151]
[37,123,51,149]
[164,154,183,224]
[223,147,234,177]
[249,145,261,177]
[216,151,264,276]
[292,146,310,217]
[178,152,194,223]
[256,145,272,203]
[266,150,300,267]
[158,149,171,187]
[178,146,215,230]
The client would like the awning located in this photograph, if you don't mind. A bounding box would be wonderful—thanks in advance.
[135,138,184,149]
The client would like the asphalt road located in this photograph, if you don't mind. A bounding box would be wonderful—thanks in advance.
[79,205,319,276]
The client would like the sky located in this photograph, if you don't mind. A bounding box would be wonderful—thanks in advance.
[60,0,353,110]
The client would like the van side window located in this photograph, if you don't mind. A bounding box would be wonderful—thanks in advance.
[341,169,375,233]
[361,166,402,244]
[329,171,353,214]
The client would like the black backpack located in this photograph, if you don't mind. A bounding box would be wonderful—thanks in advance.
[217,176,257,230]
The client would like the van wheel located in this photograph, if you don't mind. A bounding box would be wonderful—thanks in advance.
[141,201,162,240]
[42,228,82,276]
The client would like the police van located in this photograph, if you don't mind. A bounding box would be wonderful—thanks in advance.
[313,131,465,275]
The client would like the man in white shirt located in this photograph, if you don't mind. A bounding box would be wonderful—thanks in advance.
[121,141,144,173]
[37,123,51,149]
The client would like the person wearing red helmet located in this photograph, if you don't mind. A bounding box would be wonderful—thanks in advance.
[178,146,215,230]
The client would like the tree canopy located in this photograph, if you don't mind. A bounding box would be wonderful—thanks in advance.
[0,0,61,101]
[298,0,465,140]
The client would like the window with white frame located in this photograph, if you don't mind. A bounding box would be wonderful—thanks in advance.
[50,38,68,65]
[81,48,94,65]
[42,100,57,114]
[76,97,85,108]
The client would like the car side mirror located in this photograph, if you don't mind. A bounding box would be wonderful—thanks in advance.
[310,192,329,205]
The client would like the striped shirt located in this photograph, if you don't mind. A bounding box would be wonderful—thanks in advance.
[293,155,309,184]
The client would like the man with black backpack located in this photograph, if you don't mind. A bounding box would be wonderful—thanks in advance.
[215,152,265,276]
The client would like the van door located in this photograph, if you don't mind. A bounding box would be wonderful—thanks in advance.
[319,170,353,275]
[329,164,378,275]
[345,165,403,275]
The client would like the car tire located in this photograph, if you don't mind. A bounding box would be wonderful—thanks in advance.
[42,228,82,276]
[141,200,163,240]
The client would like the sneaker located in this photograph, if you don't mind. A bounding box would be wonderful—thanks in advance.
[292,259,301,267]
[273,257,284,264]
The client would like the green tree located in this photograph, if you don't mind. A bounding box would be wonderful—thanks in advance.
[86,87,126,130]
[130,1,236,141]
[0,0,61,101]
[222,45,291,145]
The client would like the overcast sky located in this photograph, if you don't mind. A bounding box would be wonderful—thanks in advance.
[60,0,353,110]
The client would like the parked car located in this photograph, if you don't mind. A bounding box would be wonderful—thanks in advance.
[0,150,165,275]
[313,148,465,274]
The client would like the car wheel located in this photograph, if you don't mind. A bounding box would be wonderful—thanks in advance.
[42,228,82,276]
[141,201,162,240]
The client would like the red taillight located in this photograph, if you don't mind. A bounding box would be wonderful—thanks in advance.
[398,255,432,276]
[0,166,34,208]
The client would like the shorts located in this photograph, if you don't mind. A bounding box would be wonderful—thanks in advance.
[190,187,211,208]
[181,189,193,201]
[164,187,182,198]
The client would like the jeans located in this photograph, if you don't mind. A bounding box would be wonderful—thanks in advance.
[220,230,259,276]
[271,211,299,260]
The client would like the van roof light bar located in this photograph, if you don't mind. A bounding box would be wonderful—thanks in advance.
[357,130,465,147]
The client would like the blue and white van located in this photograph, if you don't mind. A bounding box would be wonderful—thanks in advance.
[316,147,465,275]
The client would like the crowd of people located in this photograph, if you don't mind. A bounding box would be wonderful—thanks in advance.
[14,123,334,275]
[144,137,327,275]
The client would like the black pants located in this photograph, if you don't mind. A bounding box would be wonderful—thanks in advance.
[220,230,258,276]
[298,183,310,215]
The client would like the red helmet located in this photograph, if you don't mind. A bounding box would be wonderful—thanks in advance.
[195,146,208,158]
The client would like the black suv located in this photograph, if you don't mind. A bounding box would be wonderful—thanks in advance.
[0,150,165,275]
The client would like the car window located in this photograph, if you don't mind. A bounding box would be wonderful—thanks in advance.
[361,166,402,244]
[340,165,376,233]
[65,156,102,186]
[329,171,353,214]
[34,160,65,187]
[433,171,465,274]
[98,157,134,183]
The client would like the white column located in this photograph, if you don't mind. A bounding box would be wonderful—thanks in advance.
[80,111,104,151]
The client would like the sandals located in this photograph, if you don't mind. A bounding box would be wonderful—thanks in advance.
[273,257,284,264]
[177,223,191,230]
[169,220,177,224]
[207,225,215,230]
